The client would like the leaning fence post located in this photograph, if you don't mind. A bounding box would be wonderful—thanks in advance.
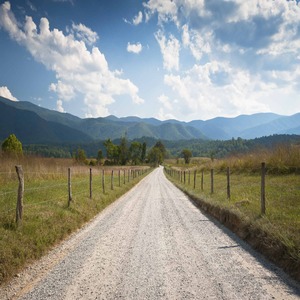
[227,167,231,199]
[15,165,24,225]
[261,162,266,215]
[89,168,92,199]
[211,169,214,194]
[68,167,72,207]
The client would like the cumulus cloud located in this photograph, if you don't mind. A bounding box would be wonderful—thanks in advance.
[0,1,143,117]
[142,0,300,118]
[155,30,180,71]
[0,86,18,101]
[127,42,143,54]
[69,23,99,46]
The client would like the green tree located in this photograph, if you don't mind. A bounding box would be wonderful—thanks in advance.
[181,149,192,164]
[1,134,23,156]
[141,142,147,163]
[148,147,163,167]
[129,141,142,165]
[97,149,103,165]
[75,148,87,164]
[119,136,129,165]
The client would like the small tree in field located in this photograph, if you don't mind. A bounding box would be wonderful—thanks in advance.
[181,149,192,164]
[1,134,23,156]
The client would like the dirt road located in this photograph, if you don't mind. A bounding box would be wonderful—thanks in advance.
[3,166,300,299]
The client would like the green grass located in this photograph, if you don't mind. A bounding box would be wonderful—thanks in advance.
[165,166,300,279]
[0,160,151,285]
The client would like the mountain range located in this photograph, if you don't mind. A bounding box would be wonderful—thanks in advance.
[0,96,299,144]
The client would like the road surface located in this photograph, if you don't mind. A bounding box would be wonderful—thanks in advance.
[2,166,300,299]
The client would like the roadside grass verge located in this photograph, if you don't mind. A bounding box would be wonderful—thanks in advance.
[0,157,151,285]
[164,165,300,282]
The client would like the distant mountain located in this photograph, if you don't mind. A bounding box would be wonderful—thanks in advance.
[0,99,92,144]
[0,96,299,144]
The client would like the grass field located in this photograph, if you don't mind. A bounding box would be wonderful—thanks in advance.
[0,156,151,285]
[164,145,300,280]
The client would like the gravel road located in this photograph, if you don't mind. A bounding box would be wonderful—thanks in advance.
[2,166,300,299]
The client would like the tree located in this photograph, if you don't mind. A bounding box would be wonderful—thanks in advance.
[97,149,103,165]
[1,134,23,156]
[129,141,142,165]
[181,149,192,164]
[148,147,163,167]
[141,142,147,163]
[75,148,87,164]
[119,136,129,165]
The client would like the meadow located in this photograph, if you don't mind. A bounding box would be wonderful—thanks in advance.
[0,156,150,285]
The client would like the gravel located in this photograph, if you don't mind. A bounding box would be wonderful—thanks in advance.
[1,166,300,299]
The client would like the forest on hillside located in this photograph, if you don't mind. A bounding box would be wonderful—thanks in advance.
[20,134,300,161]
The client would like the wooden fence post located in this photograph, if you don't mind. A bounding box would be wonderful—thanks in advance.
[15,165,24,225]
[89,168,92,199]
[188,171,190,185]
[68,167,72,207]
[123,169,126,184]
[201,170,204,191]
[102,169,105,194]
[118,170,121,187]
[111,170,114,190]
[128,169,130,182]
[211,169,214,194]
[261,162,266,215]
[227,167,231,199]
[184,171,186,184]
[193,170,196,189]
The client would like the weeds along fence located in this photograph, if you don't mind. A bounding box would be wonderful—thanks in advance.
[0,165,150,225]
[164,163,300,219]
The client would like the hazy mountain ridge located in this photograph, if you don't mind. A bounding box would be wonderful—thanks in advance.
[0,96,299,144]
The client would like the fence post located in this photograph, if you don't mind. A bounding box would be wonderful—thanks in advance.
[211,169,214,194]
[261,162,266,215]
[15,165,24,225]
[184,171,186,184]
[102,169,105,194]
[201,170,204,191]
[188,170,190,185]
[68,168,72,207]
[111,170,114,190]
[124,169,126,184]
[193,170,196,189]
[89,168,92,199]
[227,167,231,199]
[118,170,121,187]
[128,169,130,182]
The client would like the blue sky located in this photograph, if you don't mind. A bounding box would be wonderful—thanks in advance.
[0,0,300,121]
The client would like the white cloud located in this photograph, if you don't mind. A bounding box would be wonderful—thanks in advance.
[69,23,99,46]
[133,11,143,25]
[56,99,65,112]
[143,0,178,25]
[0,2,144,117]
[127,42,143,54]
[155,30,180,71]
[0,86,18,101]
[164,61,272,120]
[158,94,172,110]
